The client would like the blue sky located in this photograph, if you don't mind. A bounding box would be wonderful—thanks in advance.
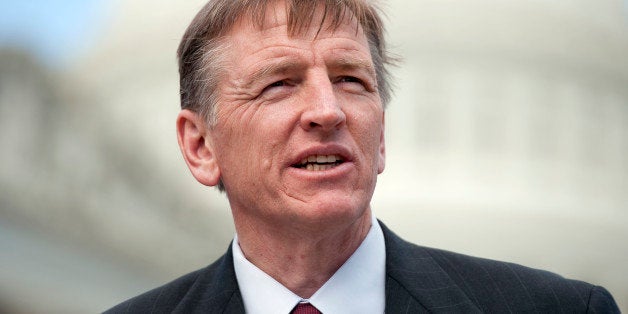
[0,0,109,68]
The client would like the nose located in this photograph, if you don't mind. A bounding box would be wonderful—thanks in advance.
[299,76,346,132]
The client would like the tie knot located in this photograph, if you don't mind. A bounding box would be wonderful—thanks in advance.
[291,302,322,314]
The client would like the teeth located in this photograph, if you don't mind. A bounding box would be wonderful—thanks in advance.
[298,154,342,170]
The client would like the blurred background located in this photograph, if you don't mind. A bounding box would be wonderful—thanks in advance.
[0,0,626,312]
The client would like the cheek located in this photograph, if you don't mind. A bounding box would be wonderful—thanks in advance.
[351,109,381,139]
[236,109,295,173]
[353,111,384,168]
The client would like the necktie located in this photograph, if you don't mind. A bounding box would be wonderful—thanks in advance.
[290,302,322,314]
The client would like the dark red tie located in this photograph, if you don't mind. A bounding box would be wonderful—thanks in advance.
[290,302,322,314]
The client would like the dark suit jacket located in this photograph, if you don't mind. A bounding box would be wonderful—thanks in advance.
[105,222,619,313]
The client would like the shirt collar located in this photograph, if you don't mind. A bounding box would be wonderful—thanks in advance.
[232,215,386,314]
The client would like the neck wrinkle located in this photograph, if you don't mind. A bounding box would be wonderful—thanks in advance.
[235,208,372,298]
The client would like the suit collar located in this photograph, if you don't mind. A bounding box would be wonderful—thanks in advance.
[380,221,482,313]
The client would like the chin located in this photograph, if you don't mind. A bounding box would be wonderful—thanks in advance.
[297,194,371,223]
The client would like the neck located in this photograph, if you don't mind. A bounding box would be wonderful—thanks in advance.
[234,209,372,298]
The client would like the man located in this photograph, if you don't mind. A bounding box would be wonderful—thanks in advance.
[107,0,619,313]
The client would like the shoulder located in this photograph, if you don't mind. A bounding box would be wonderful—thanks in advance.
[104,268,205,314]
[380,221,619,312]
[104,250,241,314]
[425,245,617,312]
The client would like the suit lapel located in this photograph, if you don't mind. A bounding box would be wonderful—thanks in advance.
[381,221,482,313]
[173,244,246,314]
[385,274,431,313]
[219,290,246,314]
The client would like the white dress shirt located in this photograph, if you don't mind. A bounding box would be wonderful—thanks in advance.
[232,215,386,314]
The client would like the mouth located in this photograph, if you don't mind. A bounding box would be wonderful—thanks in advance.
[292,154,345,171]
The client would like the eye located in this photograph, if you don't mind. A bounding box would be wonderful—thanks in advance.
[268,81,285,88]
[257,80,294,101]
[336,76,370,93]
[260,80,287,95]
[338,76,362,84]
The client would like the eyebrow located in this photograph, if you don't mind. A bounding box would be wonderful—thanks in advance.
[327,57,376,78]
[241,59,305,89]
[239,56,376,89]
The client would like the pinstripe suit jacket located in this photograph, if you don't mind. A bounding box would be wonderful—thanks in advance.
[105,221,619,313]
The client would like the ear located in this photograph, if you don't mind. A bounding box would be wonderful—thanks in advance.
[176,109,221,186]
[377,111,386,174]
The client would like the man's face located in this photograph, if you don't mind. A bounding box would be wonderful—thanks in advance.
[208,3,385,228]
